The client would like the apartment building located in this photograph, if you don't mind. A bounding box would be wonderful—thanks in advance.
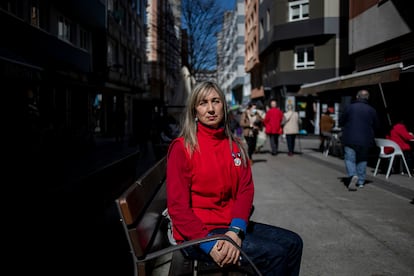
[104,0,148,145]
[245,0,264,101]
[299,0,414,132]
[258,0,349,133]
[2,0,103,153]
[2,0,148,154]
[217,0,251,108]
[145,0,184,157]
[146,0,182,108]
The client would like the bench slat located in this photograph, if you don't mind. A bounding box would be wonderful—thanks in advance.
[117,157,167,225]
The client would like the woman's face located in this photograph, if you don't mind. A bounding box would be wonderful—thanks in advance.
[195,89,224,129]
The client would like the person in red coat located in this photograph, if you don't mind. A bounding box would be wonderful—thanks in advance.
[386,118,414,173]
[167,81,303,275]
[263,99,284,155]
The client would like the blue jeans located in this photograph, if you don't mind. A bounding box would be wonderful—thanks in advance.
[182,221,303,276]
[344,145,368,185]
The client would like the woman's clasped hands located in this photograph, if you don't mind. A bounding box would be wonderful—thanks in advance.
[209,231,242,267]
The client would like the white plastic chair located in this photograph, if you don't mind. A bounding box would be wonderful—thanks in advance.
[373,138,412,179]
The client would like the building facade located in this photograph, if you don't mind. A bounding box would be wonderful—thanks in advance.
[245,0,264,101]
[298,0,414,134]
[103,0,148,145]
[217,0,251,108]
[258,0,349,133]
[2,0,187,156]
[2,0,106,155]
[146,0,182,106]
[146,0,184,156]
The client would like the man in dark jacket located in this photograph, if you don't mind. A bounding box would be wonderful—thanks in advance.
[339,89,380,190]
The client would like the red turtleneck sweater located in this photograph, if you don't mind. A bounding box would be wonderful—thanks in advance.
[166,122,254,243]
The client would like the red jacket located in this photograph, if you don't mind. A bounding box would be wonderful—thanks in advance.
[264,107,284,135]
[166,123,254,243]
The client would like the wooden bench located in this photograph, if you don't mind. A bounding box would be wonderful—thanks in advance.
[115,156,261,276]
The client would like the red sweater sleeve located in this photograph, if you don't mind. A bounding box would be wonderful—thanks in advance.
[166,139,209,242]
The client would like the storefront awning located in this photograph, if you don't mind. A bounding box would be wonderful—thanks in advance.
[297,62,403,95]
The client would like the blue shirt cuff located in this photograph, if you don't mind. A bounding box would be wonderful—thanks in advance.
[230,218,247,233]
[199,240,216,254]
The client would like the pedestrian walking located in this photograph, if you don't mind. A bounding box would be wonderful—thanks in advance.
[255,101,267,153]
[283,104,301,156]
[339,89,380,190]
[240,102,263,163]
[319,109,335,152]
[263,99,284,155]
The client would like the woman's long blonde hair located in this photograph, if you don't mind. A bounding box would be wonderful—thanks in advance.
[179,81,248,166]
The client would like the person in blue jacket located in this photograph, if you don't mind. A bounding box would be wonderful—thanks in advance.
[339,89,380,190]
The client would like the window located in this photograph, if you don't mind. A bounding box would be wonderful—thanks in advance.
[107,40,114,66]
[266,9,270,31]
[120,45,126,71]
[289,0,309,22]
[1,1,17,15]
[31,0,39,27]
[136,0,141,15]
[58,15,73,43]
[131,21,136,42]
[118,5,126,26]
[79,28,89,50]
[260,18,264,39]
[294,45,314,69]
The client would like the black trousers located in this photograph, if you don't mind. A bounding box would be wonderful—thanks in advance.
[244,135,257,160]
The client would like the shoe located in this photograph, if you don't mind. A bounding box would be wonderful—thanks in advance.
[357,184,364,188]
[288,152,293,156]
[348,175,358,191]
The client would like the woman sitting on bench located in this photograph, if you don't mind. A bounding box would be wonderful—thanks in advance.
[166,81,303,275]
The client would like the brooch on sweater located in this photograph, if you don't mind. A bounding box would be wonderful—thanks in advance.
[232,152,242,166]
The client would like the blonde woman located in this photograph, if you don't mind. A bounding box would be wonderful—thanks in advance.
[166,81,303,275]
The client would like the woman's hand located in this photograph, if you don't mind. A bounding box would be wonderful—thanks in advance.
[209,232,242,267]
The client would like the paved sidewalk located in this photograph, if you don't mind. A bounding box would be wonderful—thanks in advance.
[299,136,413,199]
[151,135,413,276]
[251,135,414,276]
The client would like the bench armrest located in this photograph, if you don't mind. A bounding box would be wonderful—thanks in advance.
[142,234,262,276]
